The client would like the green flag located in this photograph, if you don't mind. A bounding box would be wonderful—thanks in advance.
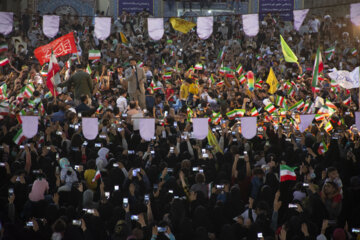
[280,35,298,63]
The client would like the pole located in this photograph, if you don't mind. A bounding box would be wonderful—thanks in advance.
[76,52,81,64]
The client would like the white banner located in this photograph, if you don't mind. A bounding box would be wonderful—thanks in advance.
[197,17,213,40]
[328,67,360,89]
[241,117,257,139]
[148,18,164,41]
[242,14,259,37]
[94,17,111,40]
[21,116,38,138]
[299,114,315,133]
[0,12,13,35]
[139,118,155,141]
[192,118,209,140]
[43,15,60,38]
[293,9,309,31]
[351,3,360,26]
[82,118,99,140]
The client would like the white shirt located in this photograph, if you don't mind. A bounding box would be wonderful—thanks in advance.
[116,96,127,113]
[309,19,320,33]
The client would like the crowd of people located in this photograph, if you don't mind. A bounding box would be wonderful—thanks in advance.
[0,8,360,240]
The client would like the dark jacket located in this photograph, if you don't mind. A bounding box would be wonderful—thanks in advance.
[59,70,93,100]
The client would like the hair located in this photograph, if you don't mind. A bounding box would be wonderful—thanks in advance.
[195,173,205,184]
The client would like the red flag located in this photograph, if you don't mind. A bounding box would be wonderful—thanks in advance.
[47,52,60,96]
[34,32,78,65]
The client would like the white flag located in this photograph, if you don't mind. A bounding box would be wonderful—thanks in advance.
[192,118,208,140]
[299,114,315,133]
[43,15,60,38]
[197,17,213,40]
[242,14,259,37]
[293,9,309,31]
[94,17,111,40]
[82,118,99,140]
[148,18,164,41]
[351,3,360,26]
[21,116,38,138]
[356,112,360,131]
[139,119,155,141]
[0,12,13,35]
[328,67,360,89]
[241,117,257,139]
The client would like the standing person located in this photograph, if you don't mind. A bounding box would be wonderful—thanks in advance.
[124,57,146,109]
[58,64,93,105]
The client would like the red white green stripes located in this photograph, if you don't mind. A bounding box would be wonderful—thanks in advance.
[265,103,276,113]
[318,140,328,155]
[251,107,259,117]
[0,57,9,66]
[88,50,101,60]
[226,109,245,119]
[13,128,26,145]
[280,165,297,182]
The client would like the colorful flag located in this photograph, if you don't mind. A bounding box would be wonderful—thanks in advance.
[65,59,71,69]
[324,121,333,132]
[251,107,259,117]
[265,103,276,113]
[47,51,60,96]
[280,35,298,63]
[0,43,8,53]
[86,64,92,75]
[38,102,45,115]
[312,48,322,92]
[217,48,225,61]
[275,95,285,107]
[194,63,203,70]
[288,99,305,111]
[211,112,222,125]
[88,49,101,60]
[343,95,351,105]
[0,83,7,99]
[13,128,26,145]
[226,109,245,119]
[162,58,166,66]
[239,74,246,84]
[120,32,128,45]
[0,57,9,66]
[266,67,279,94]
[187,107,193,122]
[247,71,255,91]
[216,80,224,87]
[34,32,78,65]
[351,48,358,56]
[280,165,297,182]
[92,170,101,182]
[210,74,215,85]
[325,99,336,109]
[163,72,172,79]
[137,61,144,68]
[169,18,196,34]
[0,102,9,115]
[236,64,243,75]
[318,140,328,155]
[22,84,35,98]
[302,99,311,113]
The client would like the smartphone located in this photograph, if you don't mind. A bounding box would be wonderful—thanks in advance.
[167,168,173,173]
[285,138,291,142]
[87,209,95,214]
[8,188,14,196]
[132,168,140,176]
[117,128,123,132]
[0,162,5,167]
[150,150,155,154]
[72,220,82,226]
[123,198,128,208]
[32,170,40,174]
[303,183,309,187]
[114,185,119,191]
[168,189,174,194]
[122,113,128,117]
[170,147,174,153]
[99,134,106,139]
[128,150,135,154]
[26,221,34,227]
[352,228,360,233]
[83,141,88,146]
[244,151,248,155]
[105,192,110,199]
[56,131,62,135]
[144,194,150,204]
[95,143,102,148]
[74,165,80,170]
[216,185,224,189]
[288,204,297,208]
[78,113,82,118]
[192,167,199,172]
[153,184,158,191]
[56,153,59,159]
[257,232,263,238]
[157,227,167,232]
[131,215,139,221]
[20,145,25,149]
[16,176,20,182]
[173,122,177,127]
[164,111,168,117]
[74,125,79,131]
[199,169,204,173]
[113,163,119,167]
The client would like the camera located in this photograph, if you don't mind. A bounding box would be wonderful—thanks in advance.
[114,185,119,191]
[131,215,139,221]
[72,220,82,226]
[123,198,128,208]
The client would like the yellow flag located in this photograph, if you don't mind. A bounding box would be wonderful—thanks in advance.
[266,67,279,94]
[120,32,128,44]
[207,129,223,154]
[170,18,196,34]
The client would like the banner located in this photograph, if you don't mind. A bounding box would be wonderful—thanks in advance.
[34,32,78,66]
[293,9,309,31]
[21,116,38,138]
[43,15,60,38]
[241,117,257,139]
[242,14,259,37]
[82,118,99,140]
[351,3,360,26]
[192,118,209,140]
[197,17,213,40]
[148,18,164,41]
[0,12,13,35]
[170,18,196,34]
[328,67,360,89]
[299,114,315,133]
[118,0,153,14]
[139,118,155,141]
[259,0,294,21]
[95,17,111,40]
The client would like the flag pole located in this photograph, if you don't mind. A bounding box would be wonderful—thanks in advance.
[76,52,81,64]
[297,62,302,75]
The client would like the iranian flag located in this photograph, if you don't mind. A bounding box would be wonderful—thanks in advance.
[343,95,351,105]
[351,48,358,56]
[0,83,7,99]
[194,63,203,70]
[318,140,328,155]
[13,128,26,145]
[325,47,335,61]
[280,165,297,182]
[137,61,144,68]
[288,99,305,111]
[217,48,225,61]
[315,114,325,121]
[226,109,245,119]
[88,49,101,60]
[275,95,285,107]
[0,102,9,115]
[47,52,60,96]
[211,112,222,125]
[0,57,9,66]
[251,107,259,117]
[264,103,276,113]
[92,170,101,182]
[216,80,224,87]
[325,99,336,109]
[22,84,35,98]
[86,64,92,75]
[65,59,71,69]
[163,72,172,79]
[236,64,243,75]
[239,74,246,84]
[0,44,8,53]
[312,48,323,92]
[324,121,333,132]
